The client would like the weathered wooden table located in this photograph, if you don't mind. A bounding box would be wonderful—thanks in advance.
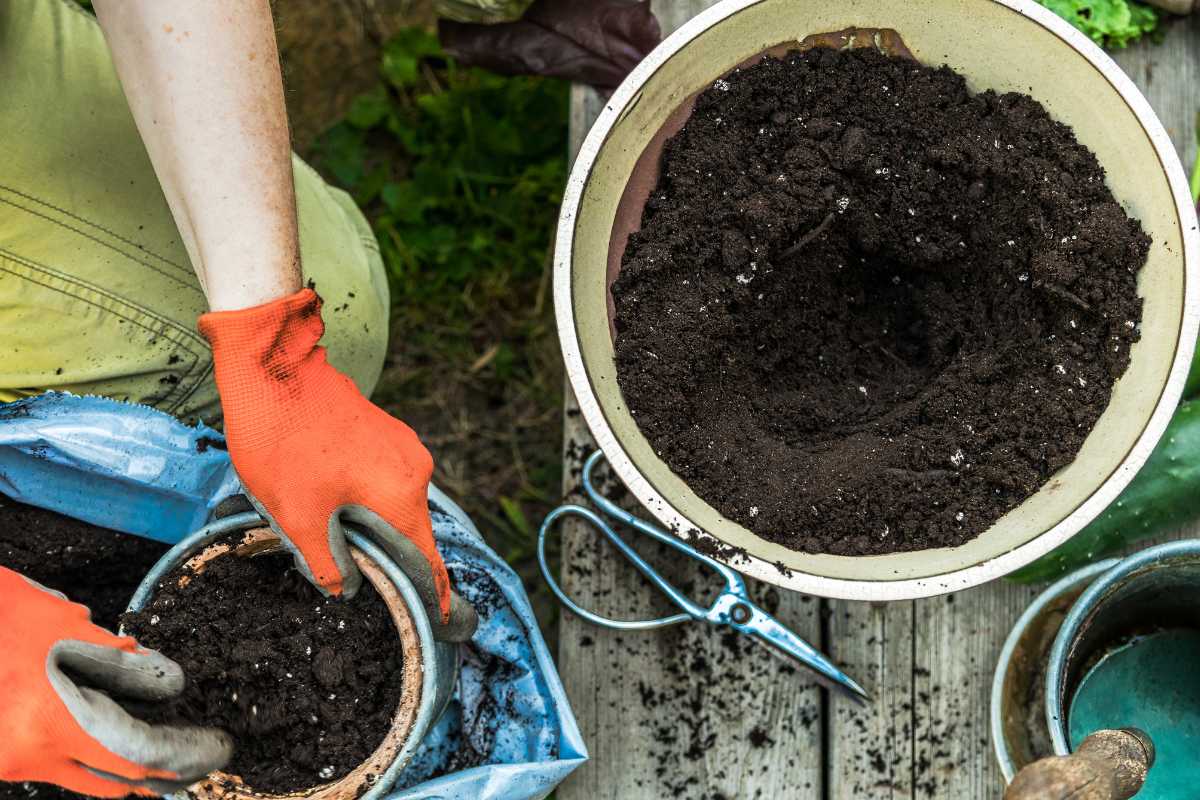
[557,4,1199,798]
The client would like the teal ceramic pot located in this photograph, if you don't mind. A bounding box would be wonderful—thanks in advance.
[1045,540,1200,798]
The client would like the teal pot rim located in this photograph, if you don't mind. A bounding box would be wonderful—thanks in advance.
[1045,538,1200,755]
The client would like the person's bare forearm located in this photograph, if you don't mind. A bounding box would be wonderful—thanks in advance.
[93,0,301,311]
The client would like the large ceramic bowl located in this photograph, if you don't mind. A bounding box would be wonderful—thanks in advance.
[556,0,1199,599]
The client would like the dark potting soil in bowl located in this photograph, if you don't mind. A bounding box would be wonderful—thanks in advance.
[0,497,170,800]
[613,48,1146,556]
[122,534,404,794]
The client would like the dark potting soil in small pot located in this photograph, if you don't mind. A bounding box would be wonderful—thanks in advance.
[0,496,170,800]
[122,533,404,794]
[613,48,1147,555]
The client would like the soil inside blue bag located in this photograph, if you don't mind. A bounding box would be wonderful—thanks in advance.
[0,495,169,631]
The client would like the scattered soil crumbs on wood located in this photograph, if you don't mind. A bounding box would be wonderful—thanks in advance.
[600,559,822,798]
[613,48,1146,555]
[0,497,170,800]
[0,786,87,800]
[123,535,403,794]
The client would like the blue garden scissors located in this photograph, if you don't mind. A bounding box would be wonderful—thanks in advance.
[538,450,870,704]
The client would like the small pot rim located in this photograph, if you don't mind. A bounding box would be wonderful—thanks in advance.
[1045,538,1200,755]
[990,558,1118,783]
[126,512,442,800]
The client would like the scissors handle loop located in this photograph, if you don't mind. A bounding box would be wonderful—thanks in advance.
[578,454,744,588]
[538,504,693,630]
[538,450,751,629]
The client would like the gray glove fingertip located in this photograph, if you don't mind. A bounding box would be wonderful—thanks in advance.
[328,535,364,600]
[211,493,254,521]
[81,766,205,798]
[334,505,478,642]
[53,641,184,701]
[442,590,479,644]
[281,537,362,600]
[16,573,72,603]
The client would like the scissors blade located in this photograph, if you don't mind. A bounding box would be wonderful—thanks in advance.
[745,611,871,704]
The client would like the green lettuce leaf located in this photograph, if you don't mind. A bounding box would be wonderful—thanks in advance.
[1037,0,1160,48]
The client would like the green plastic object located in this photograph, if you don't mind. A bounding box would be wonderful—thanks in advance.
[1011,400,1200,583]
[1188,118,1200,397]
[1068,629,1200,799]
[1187,346,1200,400]
[1189,120,1200,397]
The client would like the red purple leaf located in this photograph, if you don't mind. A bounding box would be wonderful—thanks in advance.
[439,0,662,90]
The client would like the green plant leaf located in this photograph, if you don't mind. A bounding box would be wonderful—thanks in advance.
[381,28,442,87]
[346,84,392,129]
[499,496,534,540]
[380,181,428,225]
[313,124,368,188]
[1036,0,1160,48]
[309,25,570,426]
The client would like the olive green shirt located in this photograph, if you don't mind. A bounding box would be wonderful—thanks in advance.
[0,0,390,424]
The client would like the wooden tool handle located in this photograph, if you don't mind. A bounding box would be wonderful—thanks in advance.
[1005,729,1154,800]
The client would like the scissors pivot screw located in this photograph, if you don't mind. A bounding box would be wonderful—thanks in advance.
[730,603,752,624]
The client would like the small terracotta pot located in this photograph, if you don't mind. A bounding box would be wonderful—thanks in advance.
[127,512,459,800]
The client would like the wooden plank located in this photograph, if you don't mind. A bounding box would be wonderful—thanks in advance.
[1112,14,1200,167]
[556,3,826,798]
[826,600,917,797]
[911,583,1045,798]
[828,17,1200,800]
[824,588,1044,800]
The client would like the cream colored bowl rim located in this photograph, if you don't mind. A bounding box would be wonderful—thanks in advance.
[555,0,1200,600]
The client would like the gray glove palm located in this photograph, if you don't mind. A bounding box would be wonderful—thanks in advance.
[324,504,478,643]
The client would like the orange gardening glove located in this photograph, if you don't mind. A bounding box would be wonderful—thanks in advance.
[198,287,476,642]
[0,568,231,797]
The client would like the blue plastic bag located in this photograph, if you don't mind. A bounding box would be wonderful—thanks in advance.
[0,393,239,543]
[0,393,586,800]
[393,489,587,799]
